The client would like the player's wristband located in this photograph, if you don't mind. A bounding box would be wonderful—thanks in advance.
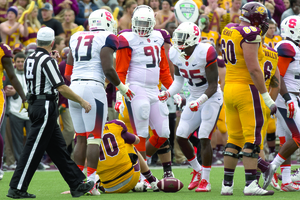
[282,93,292,102]
[261,92,274,108]
[197,94,208,105]
[116,82,127,93]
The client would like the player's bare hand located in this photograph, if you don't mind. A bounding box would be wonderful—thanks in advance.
[81,100,91,113]
[269,103,277,116]
[4,85,16,97]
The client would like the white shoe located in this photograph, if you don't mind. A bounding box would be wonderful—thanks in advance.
[291,168,300,184]
[88,183,101,195]
[40,162,50,169]
[0,169,3,180]
[150,178,160,192]
[268,152,276,162]
[262,163,276,189]
[280,182,300,191]
[221,180,233,195]
[133,181,147,192]
[244,180,274,196]
[270,173,280,190]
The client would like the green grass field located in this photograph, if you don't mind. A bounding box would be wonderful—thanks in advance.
[1,166,300,200]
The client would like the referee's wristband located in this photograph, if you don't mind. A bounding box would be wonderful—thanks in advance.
[282,93,292,102]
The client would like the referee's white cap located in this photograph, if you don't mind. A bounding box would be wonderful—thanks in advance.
[37,27,55,41]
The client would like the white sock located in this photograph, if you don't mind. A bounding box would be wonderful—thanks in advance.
[188,156,202,172]
[281,165,291,184]
[202,166,211,182]
[271,153,286,169]
[87,171,96,182]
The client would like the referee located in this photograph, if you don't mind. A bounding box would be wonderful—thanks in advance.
[8,27,93,198]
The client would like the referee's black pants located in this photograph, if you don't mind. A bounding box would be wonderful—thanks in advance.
[10,99,85,192]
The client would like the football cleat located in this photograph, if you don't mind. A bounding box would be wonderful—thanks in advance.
[280,182,300,191]
[163,171,174,178]
[144,179,152,190]
[244,180,274,196]
[270,173,280,190]
[195,179,211,192]
[150,178,160,192]
[188,169,202,190]
[221,181,233,195]
[132,181,147,192]
[0,169,3,180]
[87,183,101,196]
[262,163,277,189]
[291,168,300,184]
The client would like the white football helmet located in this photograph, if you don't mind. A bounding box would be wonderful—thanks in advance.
[281,15,300,42]
[172,22,200,50]
[88,9,117,34]
[132,5,155,37]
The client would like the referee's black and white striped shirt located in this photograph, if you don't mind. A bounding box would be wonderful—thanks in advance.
[24,47,65,96]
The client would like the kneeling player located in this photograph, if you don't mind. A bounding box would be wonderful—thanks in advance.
[96,120,159,193]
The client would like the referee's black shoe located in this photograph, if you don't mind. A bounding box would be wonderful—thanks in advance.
[7,188,36,198]
[71,181,94,197]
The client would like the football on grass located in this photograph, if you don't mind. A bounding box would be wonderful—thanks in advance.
[157,178,183,192]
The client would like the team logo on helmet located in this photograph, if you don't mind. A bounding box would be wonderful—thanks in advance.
[179,3,195,20]
[255,6,266,15]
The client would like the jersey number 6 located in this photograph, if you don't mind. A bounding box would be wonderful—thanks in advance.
[221,39,237,65]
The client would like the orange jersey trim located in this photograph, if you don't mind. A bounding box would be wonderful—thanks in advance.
[278,56,293,77]
[159,45,173,89]
[205,59,217,68]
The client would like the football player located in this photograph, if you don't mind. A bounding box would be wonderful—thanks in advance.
[220,2,276,196]
[96,120,159,193]
[66,9,135,195]
[116,27,177,180]
[115,5,173,178]
[265,15,300,191]
[158,22,222,192]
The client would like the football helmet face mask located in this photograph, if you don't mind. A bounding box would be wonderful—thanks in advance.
[239,2,268,28]
[281,16,300,43]
[88,9,117,34]
[132,5,155,37]
[172,22,200,50]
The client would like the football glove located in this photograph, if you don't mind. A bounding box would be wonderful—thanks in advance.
[158,91,170,102]
[115,91,125,117]
[189,94,208,112]
[116,83,135,101]
[19,102,28,112]
[173,93,182,107]
[286,100,296,119]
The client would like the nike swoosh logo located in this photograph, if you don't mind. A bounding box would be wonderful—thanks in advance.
[218,98,221,100]
[154,40,158,42]
[192,64,197,66]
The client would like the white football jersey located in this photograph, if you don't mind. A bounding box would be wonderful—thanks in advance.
[169,42,220,97]
[69,31,118,84]
[275,40,300,93]
[118,30,164,88]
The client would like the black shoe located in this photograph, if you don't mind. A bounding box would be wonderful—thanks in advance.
[7,188,36,199]
[70,181,94,197]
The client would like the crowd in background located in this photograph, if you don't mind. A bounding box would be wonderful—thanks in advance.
[0,0,297,171]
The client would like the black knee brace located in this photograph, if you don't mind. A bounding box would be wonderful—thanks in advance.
[157,139,171,154]
[267,132,276,141]
[223,143,242,159]
[241,142,260,158]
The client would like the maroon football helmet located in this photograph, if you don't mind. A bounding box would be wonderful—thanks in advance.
[61,47,70,60]
[25,43,37,56]
[240,2,268,27]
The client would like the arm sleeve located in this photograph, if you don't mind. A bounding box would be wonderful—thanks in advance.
[206,46,218,68]
[116,36,131,85]
[121,130,136,144]
[278,56,294,77]
[159,45,173,89]
[43,58,65,88]
[168,74,184,96]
